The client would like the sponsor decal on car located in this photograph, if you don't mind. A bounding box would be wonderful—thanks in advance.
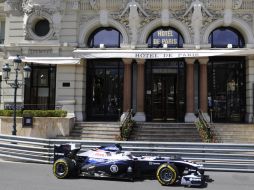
[110,165,119,173]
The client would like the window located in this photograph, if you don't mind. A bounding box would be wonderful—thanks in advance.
[208,58,246,122]
[0,20,5,44]
[88,28,123,48]
[33,18,50,37]
[86,28,124,121]
[24,65,56,110]
[25,11,54,41]
[209,27,245,48]
[147,27,184,48]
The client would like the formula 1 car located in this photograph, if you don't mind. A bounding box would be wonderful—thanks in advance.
[53,143,206,187]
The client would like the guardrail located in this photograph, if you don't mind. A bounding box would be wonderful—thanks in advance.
[0,134,254,172]
[0,134,50,163]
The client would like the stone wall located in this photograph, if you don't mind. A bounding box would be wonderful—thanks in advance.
[0,116,75,138]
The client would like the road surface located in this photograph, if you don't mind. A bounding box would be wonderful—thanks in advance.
[0,160,254,190]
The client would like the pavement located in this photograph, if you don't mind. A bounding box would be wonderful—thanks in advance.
[0,160,254,190]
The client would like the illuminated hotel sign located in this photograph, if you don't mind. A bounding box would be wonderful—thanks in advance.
[152,30,178,46]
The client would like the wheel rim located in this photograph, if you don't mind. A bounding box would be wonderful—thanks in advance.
[159,168,173,182]
[56,163,66,176]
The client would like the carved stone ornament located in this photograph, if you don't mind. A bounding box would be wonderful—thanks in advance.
[233,0,243,9]
[22,0,61,14]
[25,10,55,41]
[5,0,22,12]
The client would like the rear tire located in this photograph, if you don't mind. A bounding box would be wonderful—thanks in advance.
[53,158,75,179]
[156,163,179,186]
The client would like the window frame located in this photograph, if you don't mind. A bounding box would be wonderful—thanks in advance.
[209,27,245,48]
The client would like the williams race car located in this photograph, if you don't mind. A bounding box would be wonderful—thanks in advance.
[53,143,206,187]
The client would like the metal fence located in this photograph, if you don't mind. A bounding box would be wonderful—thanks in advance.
[0,134,254,172]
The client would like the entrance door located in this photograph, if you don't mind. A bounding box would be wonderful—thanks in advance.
[86,61,123,121]
[152,74,177,121]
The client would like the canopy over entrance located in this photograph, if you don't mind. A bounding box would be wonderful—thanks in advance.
[73,48,254,59]
[8,56,80,64]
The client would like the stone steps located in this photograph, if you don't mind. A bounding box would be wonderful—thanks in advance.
[130,123,202,142]
[212,124,254,144]
[59,122,121,141]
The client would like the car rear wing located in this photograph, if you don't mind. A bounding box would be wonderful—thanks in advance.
[53,143,81,162]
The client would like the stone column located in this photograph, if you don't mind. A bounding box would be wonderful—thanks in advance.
[121,59,132,121]
[133,59,146,122]
[245,56,254,123]
[185,58,196,122]
[199,58,210,122]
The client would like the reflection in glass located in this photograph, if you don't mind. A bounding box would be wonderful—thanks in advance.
[87,60,123,121]
[24,65,56,110]
[88,28,123,48]
[208,58,245,122]
[209,27,245,48]
[145,60,185,122]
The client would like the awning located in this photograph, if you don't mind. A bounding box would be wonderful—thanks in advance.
[73,48,254,59]
[8,56,80,64]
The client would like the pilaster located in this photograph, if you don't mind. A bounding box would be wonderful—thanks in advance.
[133,59,146,122]
[121,58,132,121]
[185,58,196,123]
[199,58,210,122]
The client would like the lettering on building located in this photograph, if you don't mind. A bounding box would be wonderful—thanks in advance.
[153,30,178,45]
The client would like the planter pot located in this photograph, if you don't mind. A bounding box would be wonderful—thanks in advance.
[0,116,75,138]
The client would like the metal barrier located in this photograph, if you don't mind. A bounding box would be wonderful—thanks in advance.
[0,134,50,163]
[1,134,254,172]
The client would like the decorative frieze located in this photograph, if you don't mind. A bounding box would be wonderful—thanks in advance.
[21,0,64,41]
[144,0,186,10]
[4,0,22,13]
[3,0,254,47]
[22,0,63,14]
[27,49,53,56]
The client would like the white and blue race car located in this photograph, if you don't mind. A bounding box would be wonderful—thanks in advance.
[53,144,206,187]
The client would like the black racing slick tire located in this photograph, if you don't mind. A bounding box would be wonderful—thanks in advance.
[53,158,75,179]
[156,163,179,186]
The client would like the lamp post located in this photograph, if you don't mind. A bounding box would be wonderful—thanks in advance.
[2,55,31,135]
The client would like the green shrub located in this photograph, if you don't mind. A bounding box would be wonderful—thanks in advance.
[195,119,216,143]
[120,119,136,141]
[0,110,67,117]
[0,110,22,117]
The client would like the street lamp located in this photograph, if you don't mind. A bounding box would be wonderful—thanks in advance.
[2,55,31,135]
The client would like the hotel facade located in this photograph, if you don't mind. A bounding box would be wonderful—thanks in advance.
[0,0,254,123]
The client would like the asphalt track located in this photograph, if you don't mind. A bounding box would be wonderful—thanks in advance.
[0,160,254,190]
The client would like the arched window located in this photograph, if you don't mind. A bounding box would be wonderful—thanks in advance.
[147,27,184,48]
[88,27,123,48]
[209,27,245,48]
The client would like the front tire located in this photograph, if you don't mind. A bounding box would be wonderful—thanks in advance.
[53,158,75,179]
[156,163,179,186]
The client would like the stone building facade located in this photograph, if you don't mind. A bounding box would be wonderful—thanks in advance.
[0,0,254,123]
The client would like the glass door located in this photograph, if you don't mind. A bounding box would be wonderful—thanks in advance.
[86,60,123,121]
[152,74,177,121]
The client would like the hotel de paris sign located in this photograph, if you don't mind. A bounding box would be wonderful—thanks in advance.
[74,49,246,59]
